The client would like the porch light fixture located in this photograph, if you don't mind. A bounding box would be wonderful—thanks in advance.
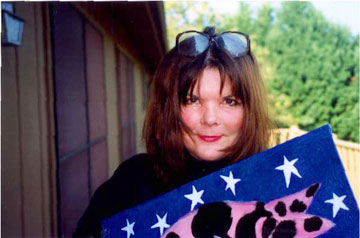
[2,2,25,46]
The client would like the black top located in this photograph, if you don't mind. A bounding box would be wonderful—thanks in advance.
[74,153,228,237]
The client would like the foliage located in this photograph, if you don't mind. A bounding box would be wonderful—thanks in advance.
[164,2,218,48]
[266,2,359,142]
[164,2,359,142]
[222,3,253,33]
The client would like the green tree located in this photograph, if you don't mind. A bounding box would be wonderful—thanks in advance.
[253,3,274,47]
[164,2,218,48]
[220,3,253,33]
[266,2,359,142]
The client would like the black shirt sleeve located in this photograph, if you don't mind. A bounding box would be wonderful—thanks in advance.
[73,153,162,238]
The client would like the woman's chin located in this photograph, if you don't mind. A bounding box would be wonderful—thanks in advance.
[192,150,225,162]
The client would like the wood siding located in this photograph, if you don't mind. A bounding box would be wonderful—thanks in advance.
[117,51,137,161]
[2,3,57,237]
[134,65,147,153]
[104,35,121,176]
[85,22,108,195]
[51,3,109,236]
[2,2,165,237]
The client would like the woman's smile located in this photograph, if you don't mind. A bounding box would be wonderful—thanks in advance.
[198,135,223,142]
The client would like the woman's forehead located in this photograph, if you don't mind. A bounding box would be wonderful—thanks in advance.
[190,68,234,95]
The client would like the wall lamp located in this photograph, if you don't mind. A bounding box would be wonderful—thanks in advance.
[2,2,25,46]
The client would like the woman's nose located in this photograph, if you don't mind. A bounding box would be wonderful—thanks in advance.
[200,104,219,126]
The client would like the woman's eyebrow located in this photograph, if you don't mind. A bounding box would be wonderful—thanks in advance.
[223,94,236,99]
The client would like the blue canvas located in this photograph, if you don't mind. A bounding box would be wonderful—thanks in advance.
[102,125,359,238]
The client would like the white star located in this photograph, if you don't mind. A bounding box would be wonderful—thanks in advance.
[325,193,349,218]
[275,155,302,188]
[184,185,204,211]
[220,171,241,196]
[121,219,135,238]
[150,213,170,236]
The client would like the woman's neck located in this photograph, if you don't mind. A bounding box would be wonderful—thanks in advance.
[185,150,230,181]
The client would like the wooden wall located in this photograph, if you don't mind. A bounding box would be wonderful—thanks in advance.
[104,35,121,176]
[134,65,148,154]
[2,2,155,236]
[1,3,57,237]
[76,3,151,175]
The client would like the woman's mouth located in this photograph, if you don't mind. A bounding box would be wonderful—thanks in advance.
[198,135,222,142]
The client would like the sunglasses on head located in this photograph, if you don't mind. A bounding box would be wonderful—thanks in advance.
[175,30,251,58]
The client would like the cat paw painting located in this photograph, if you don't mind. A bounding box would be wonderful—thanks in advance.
[102,125,359,238]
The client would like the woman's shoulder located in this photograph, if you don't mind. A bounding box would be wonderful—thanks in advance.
[74,153,160,237]
[118,153,151,169]
[110,153,155,181]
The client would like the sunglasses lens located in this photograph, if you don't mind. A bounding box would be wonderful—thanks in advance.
[216,33,248,57]
[178,32,209,57]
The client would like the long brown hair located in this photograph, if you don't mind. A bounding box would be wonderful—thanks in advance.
[143,35,274,187]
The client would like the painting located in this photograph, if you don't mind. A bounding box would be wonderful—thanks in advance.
[102,125,359,237]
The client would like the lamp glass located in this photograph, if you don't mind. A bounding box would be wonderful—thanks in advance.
[4,11,24,45]
[1,3,13,12]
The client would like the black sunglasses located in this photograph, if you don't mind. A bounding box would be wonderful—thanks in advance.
[176,30,251,58]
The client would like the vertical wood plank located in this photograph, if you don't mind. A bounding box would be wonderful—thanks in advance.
[353,151,360,203]
[84,22,108,194]
[34,3,58,237]
[16,3,44,237]
[104,36,120,176]
[85,22,107,140]
[118,51,130,161]
[280,131,287,143]
[52,3,88,158]
[344,148,350,170]
[35,4,48,236]
[345,148,351,170]
[142,70,148,110]
[90,142,108,193]
[133,65,146,153]
[59,151,90,236]
[351,149,357,170]
[1,39,23,238]
[127,57,136,155]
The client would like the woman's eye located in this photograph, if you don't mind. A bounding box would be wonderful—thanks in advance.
[224,98,240,106]
[185,97,199,104]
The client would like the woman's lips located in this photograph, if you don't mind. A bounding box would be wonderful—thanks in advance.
[198,135,222,142]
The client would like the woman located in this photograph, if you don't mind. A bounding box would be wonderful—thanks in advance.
[74,27,274,237]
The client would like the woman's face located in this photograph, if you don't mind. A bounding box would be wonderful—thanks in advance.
[181,67,245,161]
